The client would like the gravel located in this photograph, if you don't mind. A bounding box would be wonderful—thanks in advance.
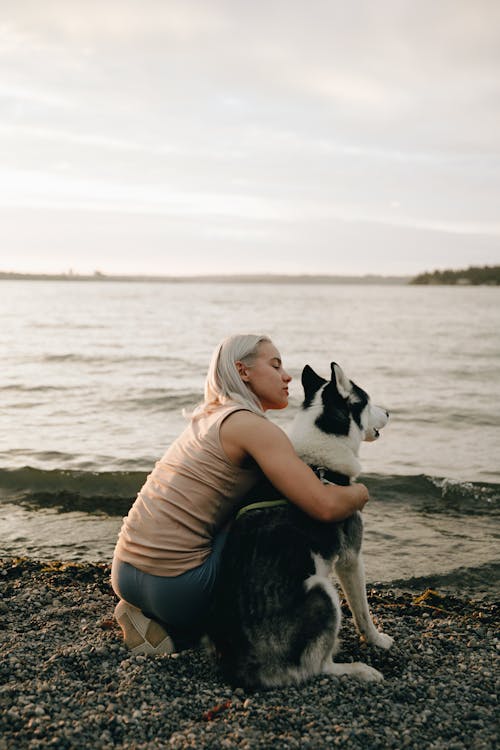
[0,558,498,749]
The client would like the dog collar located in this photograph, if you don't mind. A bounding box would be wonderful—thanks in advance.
[312,466,349,486]
[236,498,289,520]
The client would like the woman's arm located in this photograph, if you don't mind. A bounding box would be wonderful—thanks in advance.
[220,411,369,522]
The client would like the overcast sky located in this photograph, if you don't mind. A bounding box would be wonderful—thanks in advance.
[1,0,499,276]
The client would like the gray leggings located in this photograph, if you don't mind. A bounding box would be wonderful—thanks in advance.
[111,530,228,635]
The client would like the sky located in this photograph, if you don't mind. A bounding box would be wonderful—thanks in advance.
[1,0,500,277]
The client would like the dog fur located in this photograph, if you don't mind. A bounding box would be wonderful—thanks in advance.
[206,362,393,689]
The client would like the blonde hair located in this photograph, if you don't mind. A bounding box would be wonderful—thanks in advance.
[190,334,272,419]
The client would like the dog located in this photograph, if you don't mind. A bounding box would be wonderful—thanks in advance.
[206,361,393,689]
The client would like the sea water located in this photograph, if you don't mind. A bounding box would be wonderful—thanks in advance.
[1,281,499,597]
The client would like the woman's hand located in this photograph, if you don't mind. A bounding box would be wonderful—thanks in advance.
[220,411,370,522]
[352,482,370,510]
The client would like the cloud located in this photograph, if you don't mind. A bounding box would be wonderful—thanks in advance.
[1,0,499,273]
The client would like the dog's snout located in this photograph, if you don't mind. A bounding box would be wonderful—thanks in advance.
[385,410,389,418]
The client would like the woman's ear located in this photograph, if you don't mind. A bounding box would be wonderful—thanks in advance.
[235,360,251,382]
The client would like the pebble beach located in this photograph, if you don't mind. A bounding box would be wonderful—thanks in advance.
[0,558,497,750]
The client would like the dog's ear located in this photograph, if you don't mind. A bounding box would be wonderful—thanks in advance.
[301,365,327,406]
[330,362,351,399]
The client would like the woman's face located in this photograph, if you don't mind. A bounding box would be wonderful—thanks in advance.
[238,340,292,411]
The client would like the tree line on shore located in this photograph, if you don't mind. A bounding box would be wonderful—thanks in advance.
[410,265,499,285]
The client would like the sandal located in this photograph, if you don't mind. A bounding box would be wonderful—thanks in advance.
[114,600,175,655]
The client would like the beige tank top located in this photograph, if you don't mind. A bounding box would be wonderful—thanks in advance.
[114,404,260,576]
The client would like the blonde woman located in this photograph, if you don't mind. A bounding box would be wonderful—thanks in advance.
[111,334,369,654]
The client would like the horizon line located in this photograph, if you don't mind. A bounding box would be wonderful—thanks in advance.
[0,270,413,284]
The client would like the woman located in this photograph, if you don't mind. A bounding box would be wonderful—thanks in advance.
[111,334,369,654]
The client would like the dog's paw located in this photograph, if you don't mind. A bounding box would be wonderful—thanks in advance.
[367,631,394,650]
[346,662,384,682]
[325,661,384,682]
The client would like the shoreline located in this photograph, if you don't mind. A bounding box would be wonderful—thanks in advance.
[1,558,498,749]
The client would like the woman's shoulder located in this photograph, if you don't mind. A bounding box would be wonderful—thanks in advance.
[219,407,285,465]
[198,403,267,435]
[207,402,259,424]
[220,408,282,436]
[221,407,260,422]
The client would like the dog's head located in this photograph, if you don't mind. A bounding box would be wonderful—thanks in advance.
[301,362,389,443]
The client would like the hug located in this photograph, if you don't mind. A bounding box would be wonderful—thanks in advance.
[111,333,392,688]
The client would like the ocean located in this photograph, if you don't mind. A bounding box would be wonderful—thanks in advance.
[1,280,498,598]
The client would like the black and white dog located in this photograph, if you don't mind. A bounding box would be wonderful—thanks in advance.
[206,362,393,689]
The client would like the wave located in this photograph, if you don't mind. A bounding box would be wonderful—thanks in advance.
[107,390,200,413]
[364,473,499,516]
[392,406,500,428]
[0,467,498,519]
[0,466,146,516]
[39,353,189,366]
[0,384,72,393]
[2,387,199,414]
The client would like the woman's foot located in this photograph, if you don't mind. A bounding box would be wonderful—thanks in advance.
[114,600,175,655]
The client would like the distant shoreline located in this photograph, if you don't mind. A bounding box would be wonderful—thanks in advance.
[0,272,410,285]
[3,268,498,284]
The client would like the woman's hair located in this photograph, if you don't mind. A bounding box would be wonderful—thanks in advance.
[190,334,272,419]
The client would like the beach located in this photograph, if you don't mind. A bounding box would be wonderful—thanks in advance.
[1,559,497,749]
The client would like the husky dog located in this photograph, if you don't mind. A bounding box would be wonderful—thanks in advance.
[206,362,393,689]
